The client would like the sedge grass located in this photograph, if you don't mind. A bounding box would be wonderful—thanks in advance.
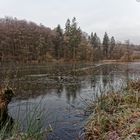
[85,80,140,140]
[0,99,51,140]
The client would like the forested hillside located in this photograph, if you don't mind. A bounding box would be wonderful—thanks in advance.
[0,17,139,64]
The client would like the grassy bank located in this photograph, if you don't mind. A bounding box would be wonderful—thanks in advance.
[85,80,140,140]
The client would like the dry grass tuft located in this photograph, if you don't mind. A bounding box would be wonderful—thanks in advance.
[85,80,140,140]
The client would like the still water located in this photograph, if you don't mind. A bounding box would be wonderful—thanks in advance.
[0,62,140,140]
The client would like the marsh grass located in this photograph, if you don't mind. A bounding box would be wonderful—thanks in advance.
[0,100,51,140]
[85,80,140,140]
[0,82,46,140]
[0,116,44,140]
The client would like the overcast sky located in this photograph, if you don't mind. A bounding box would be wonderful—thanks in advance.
[0,0,140,44]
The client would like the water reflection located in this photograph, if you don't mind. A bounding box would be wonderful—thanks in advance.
[56,84,63,98]
[0,63,140,140]
[65,83,81,103]
[0,63,139,102]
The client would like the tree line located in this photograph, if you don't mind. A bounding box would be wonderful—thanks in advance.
[0,17,134,64]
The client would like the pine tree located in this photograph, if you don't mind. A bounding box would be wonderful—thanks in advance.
[64,19,71,59]
[71,17,82,60]
[54,24,64,59]
[65,19,71,34]
[109,36,115,58]
[90,32,101,61]
[103,32,110,58]
[90,32,97,48]
[64,17,81,60]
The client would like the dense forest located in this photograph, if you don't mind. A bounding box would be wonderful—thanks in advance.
[0,17,139,64]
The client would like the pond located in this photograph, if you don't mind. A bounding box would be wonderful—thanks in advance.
[0,62,140,140]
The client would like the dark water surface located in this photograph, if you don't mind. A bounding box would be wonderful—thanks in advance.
[0,62,140,140]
